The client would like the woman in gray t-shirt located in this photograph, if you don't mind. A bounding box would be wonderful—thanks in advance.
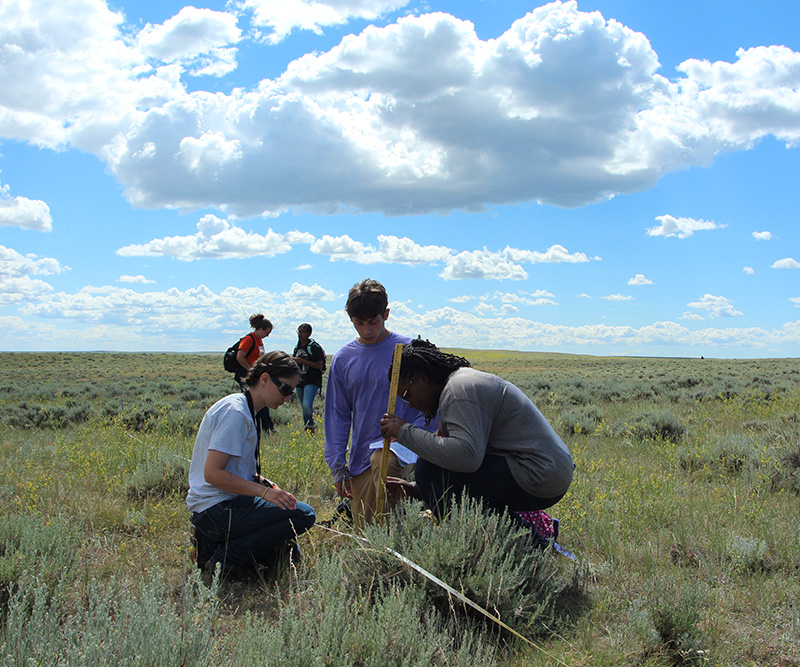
[380,339,573,520]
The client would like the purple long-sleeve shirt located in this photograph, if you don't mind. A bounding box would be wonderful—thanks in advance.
[324,331,433,481]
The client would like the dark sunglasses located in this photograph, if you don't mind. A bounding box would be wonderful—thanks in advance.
[270,375,294,397]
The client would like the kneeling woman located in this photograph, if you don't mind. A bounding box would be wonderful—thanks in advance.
[187,351,315,575]
[380,339,573,520]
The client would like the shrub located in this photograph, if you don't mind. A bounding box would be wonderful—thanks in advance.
[558,405,603,436]
[727,536,768,573]
[232,553,498,666]
[1,568,219,666]
[624,411,686,442]
[0,514,82,615]
[119,404,162,432]
[125,448,190,501]
[352,496,588,640]
[632,578,707,665]
[677,434,758,475]
[770,443,800,494]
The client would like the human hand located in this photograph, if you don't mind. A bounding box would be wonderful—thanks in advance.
[334,479,353,499]
[380,413,408,440]
[385,477,418,500]
[265,487,297,510]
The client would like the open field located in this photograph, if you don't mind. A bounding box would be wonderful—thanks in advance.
[1,351,799,666]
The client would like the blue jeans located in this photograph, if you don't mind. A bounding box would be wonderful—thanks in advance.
[192,496,315,573]
[295,383,319,428]
[414,455,564,520]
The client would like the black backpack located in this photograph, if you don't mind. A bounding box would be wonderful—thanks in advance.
[296,339,326,374]
[311,340,327,373]
[223,334,256,373]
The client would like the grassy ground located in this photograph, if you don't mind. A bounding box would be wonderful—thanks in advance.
[1,351,799,665]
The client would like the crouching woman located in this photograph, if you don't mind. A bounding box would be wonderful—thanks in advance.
[379,339,573,520]
[187,351,315,576]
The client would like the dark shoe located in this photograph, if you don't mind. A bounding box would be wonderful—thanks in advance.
[191,526,216,570]
[320,498,352,527]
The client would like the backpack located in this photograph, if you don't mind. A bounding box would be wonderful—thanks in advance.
[315,341,327,373]
[223,333,256,373]
[297,339,326,374]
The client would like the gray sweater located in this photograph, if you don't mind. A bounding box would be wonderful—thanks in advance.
[397,367,573,498]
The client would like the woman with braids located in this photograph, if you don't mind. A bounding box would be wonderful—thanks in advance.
[380,339,573,521]
[187,351,315,577]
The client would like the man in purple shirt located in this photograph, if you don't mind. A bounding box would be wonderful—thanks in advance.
[324,279,433,529]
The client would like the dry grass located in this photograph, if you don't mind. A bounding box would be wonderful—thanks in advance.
[1,351,799,665]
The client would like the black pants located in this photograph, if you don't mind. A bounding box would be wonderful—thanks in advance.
[414,454,564,520]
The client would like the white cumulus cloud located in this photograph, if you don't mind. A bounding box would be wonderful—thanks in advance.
[281,282,338,302]
[752,231,773,241]
[307,233,589,280]
[772,257,800,269]
[115,214,313,261]
[0,186,52,231]
[3,1,800,217]
[119,274,155,284]
[0,245,68,303]
[458,289,558,307]
[686,293,743,318]
[628,273,653,285]
[440,250,529,281]
[647,214,725,239]
[239,0,412,44]
[136,6,241,77]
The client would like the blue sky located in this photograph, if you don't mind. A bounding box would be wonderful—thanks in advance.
[1,0,799,358]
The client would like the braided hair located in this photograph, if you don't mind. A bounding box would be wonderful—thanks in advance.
[390,338,471,385]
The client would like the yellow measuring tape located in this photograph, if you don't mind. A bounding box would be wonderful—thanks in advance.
[375,342,404,521]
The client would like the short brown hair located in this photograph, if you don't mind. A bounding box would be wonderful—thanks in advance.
[345,279,388,320]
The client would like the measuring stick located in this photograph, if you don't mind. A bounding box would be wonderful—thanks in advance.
[375,342,404,522]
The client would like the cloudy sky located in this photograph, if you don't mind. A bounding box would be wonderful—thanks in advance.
[1,0,799,358]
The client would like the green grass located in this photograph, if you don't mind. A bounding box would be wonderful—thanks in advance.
[1,351,799,665]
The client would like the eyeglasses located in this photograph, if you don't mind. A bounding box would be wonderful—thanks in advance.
[270,375,294,397]
[400,375,416,404]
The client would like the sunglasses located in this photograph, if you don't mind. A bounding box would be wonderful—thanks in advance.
[270,375,294,397]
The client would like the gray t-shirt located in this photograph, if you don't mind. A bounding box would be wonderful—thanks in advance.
[186,393,258,514]
[397,367,573,498]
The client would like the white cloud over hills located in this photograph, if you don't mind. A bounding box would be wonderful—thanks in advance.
[2,0,800,217]
[117,218,592,280]
[5,280,799,354]
[0,245,68,304]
